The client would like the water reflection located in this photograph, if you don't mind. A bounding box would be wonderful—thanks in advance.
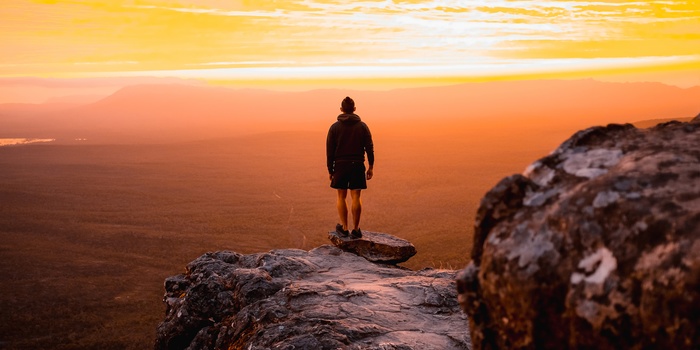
[0,138,55,146]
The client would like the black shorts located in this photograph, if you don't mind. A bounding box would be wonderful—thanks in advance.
[330,161,367,190]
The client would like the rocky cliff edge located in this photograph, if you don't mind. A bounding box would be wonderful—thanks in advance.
[155,245,471,349]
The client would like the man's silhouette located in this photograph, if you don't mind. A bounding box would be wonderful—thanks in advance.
[326,96,374,238]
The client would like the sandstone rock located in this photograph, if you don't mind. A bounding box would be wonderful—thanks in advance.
[156,246,471,350]
[457,118,700,349]
[328,230,417,264]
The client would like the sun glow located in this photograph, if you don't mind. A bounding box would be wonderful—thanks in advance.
[1,0,699,87]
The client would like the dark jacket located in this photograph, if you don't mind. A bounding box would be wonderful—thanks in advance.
[326,113,374,174]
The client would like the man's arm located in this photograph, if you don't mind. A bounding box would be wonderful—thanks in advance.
[364,123,374,180]
[326,125,336,177]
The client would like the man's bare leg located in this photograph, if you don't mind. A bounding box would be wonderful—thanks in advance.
[350,189,362,231]
[336,189,349,231]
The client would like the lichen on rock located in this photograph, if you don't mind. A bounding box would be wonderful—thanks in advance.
[457,116,700,349]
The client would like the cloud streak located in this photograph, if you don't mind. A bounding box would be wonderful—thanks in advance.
[0,0,698,81]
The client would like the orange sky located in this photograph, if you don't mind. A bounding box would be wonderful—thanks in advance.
[1,0,699,95]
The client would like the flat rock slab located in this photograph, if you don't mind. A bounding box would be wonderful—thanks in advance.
[328,230,417,264]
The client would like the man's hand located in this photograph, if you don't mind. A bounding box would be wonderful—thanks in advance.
[329,174,333,182]
[366,167,373,180]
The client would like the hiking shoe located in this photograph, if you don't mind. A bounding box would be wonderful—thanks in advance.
[350,228,362,238]
[336,223,349,237]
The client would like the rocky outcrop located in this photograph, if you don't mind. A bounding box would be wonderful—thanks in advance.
[457,117,700,349]
[328,230,417,264]
[156,245,471,350]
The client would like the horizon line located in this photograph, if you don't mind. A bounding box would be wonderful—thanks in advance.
[2,75,700,105]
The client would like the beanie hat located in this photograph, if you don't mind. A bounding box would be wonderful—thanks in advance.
[341,96,355,113]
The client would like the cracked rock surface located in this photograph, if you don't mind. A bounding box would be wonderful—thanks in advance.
[156,245,471,350]
[457,117,700,349]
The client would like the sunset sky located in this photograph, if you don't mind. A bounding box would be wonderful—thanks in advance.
[1,0,699,92]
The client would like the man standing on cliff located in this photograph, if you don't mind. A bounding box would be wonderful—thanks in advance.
[326,96,374,238]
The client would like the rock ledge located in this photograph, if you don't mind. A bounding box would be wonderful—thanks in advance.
[328,230,417,264]
[156,245,471,350]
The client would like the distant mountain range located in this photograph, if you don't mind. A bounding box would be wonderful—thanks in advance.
[1,79,698,143]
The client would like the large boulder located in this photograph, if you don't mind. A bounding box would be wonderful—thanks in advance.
[328,230,417,264]
[156,245,471,350]
[457,117,700,349]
